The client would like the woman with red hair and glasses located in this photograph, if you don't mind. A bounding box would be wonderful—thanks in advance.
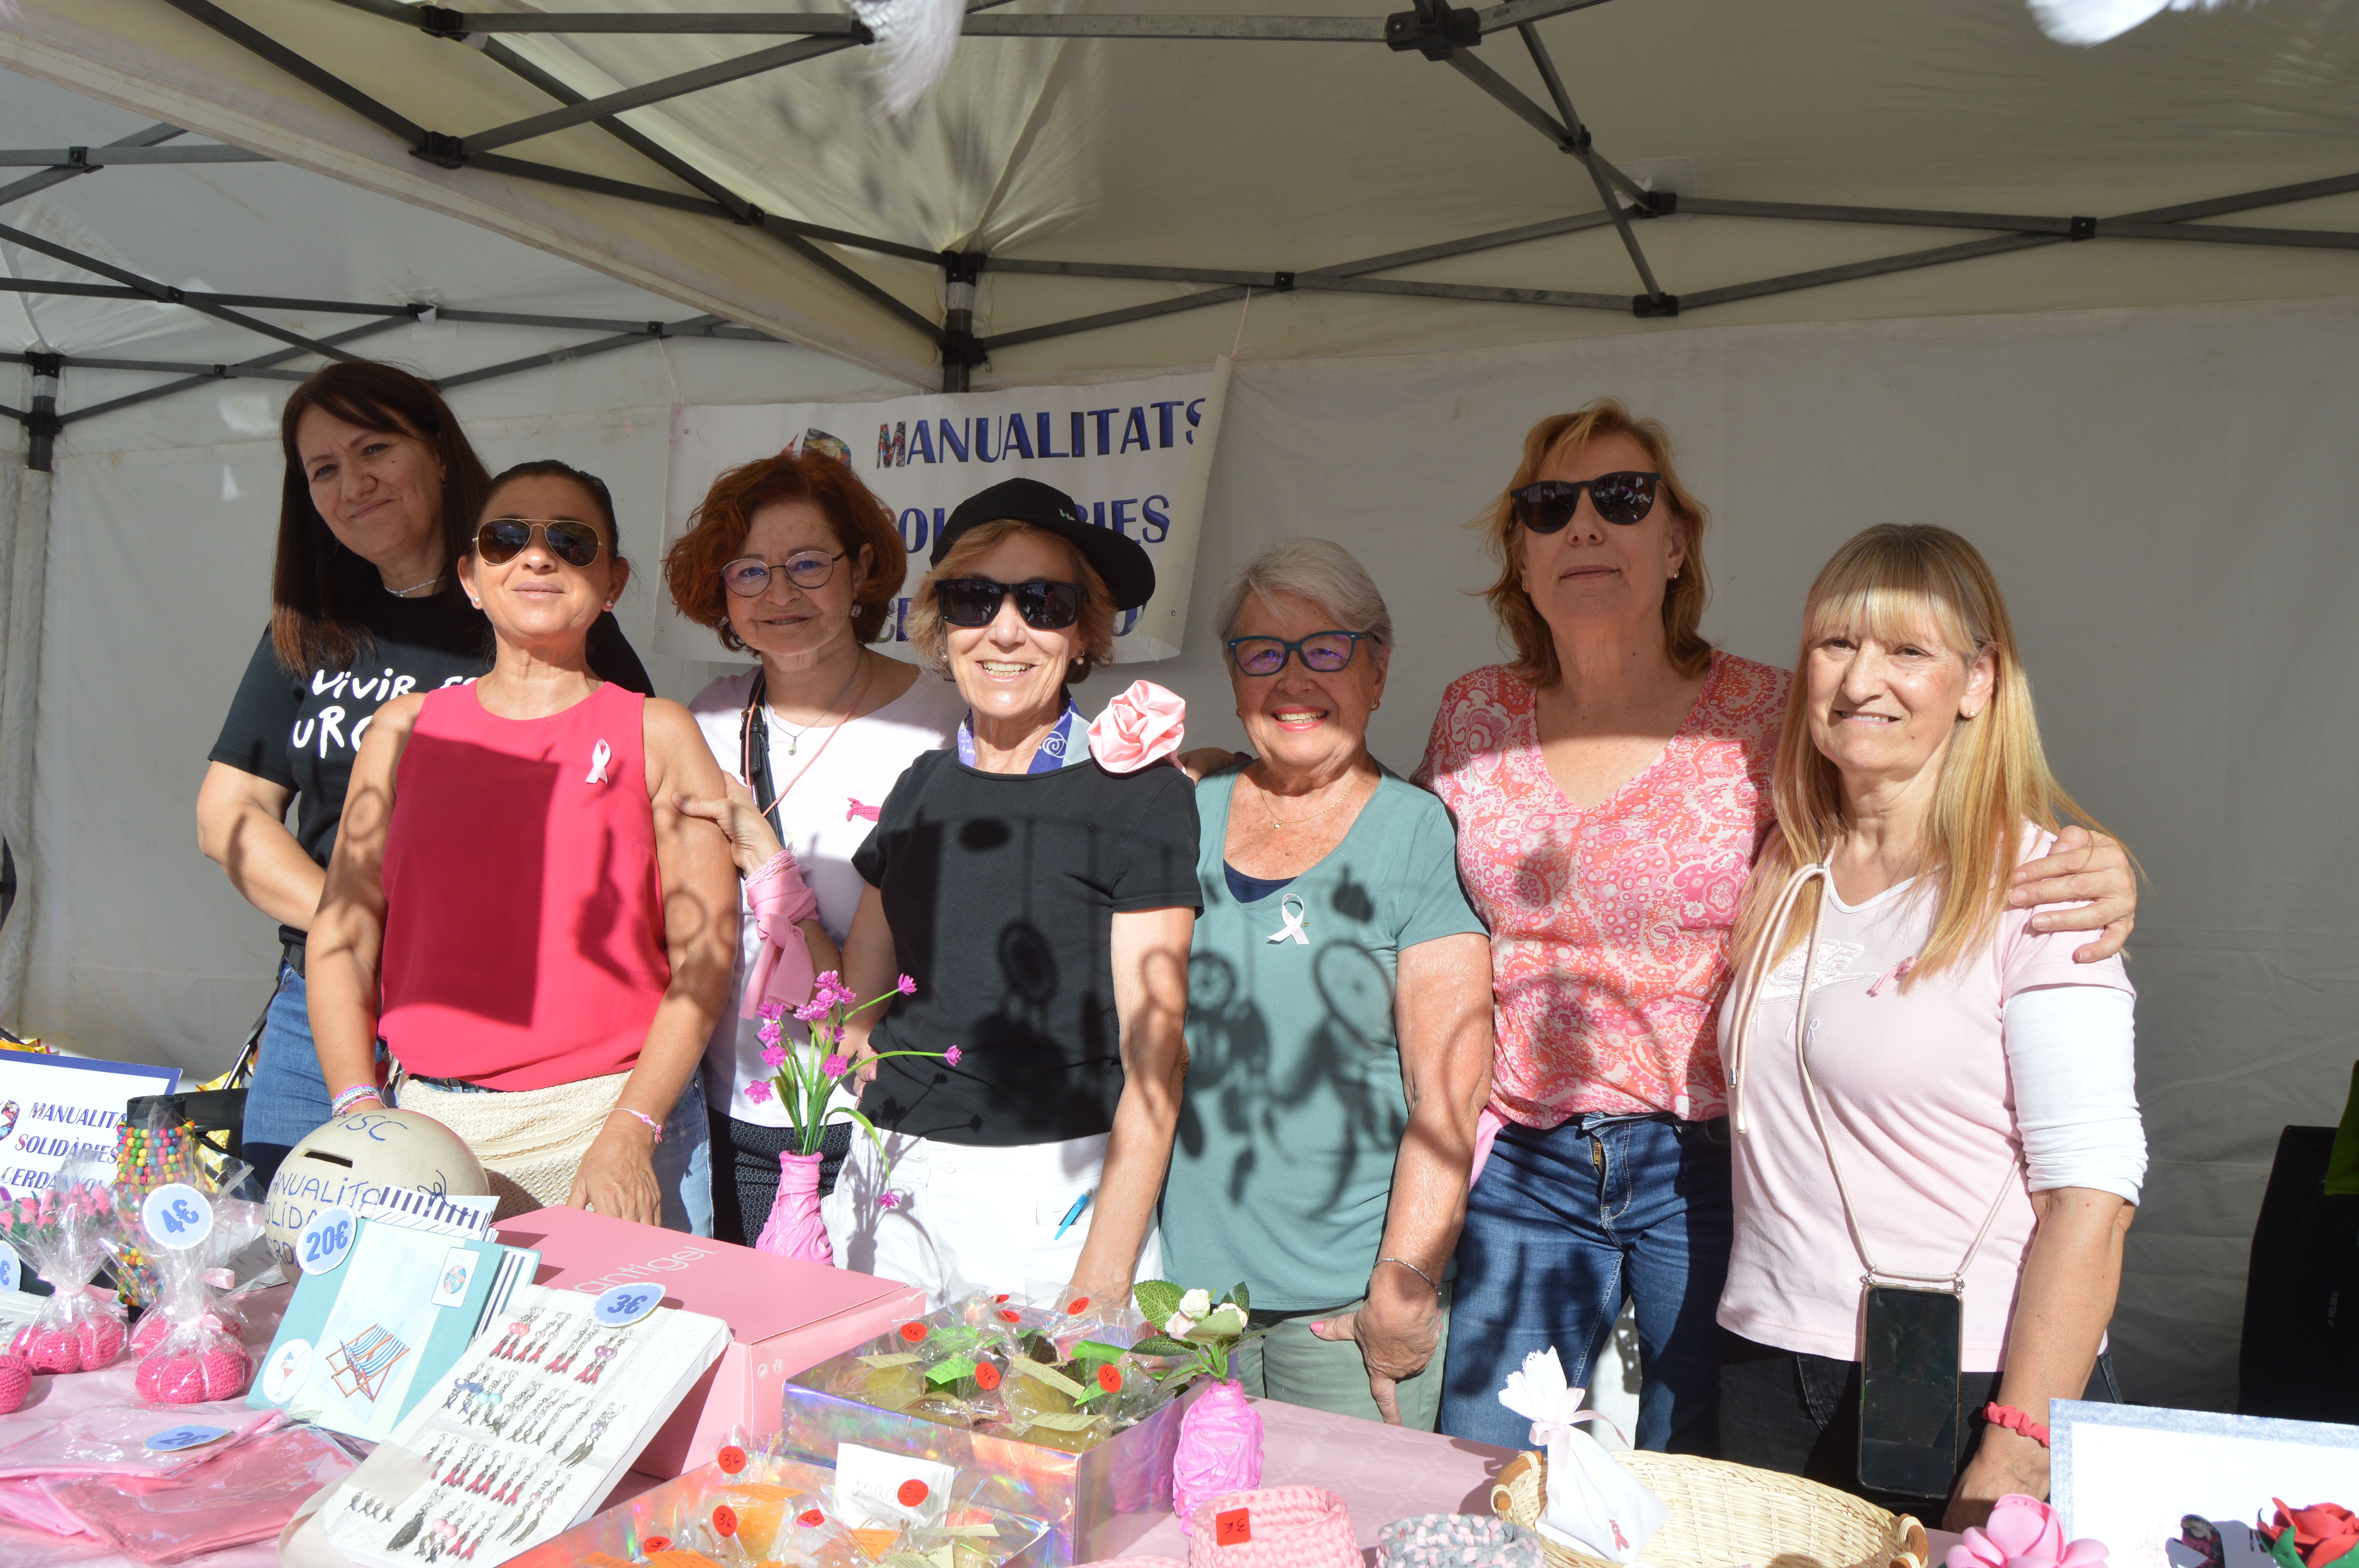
[663,445,966,1247]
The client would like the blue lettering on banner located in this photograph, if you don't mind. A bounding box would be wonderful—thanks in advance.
[1089,409,1118,455]
[1186,398,1205,444]
[1152,400,1185,448]
[1111,497,1138,537]
[975,418,1000,463]
[1120,407,1151,454]
[1142,495,1171,544]
[1071,412,1087,458]
[938,419,970,463]
[898,508,931,552]
[1036,412,1067,458]
[909,421,937,465]
[1091,500,1105,530]
[1002,412,1034,460]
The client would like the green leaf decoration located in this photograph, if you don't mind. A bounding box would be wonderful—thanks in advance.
[1129,1334,1198,1358]
[1071,1340,1127,1364]
[926,1356,977,1386]
[1133,1280,1184,1326]
[1230,1283,1250,1314]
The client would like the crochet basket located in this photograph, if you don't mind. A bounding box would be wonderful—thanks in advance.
[1185,1485,1362,1568]
[1489,1450,1930,1568]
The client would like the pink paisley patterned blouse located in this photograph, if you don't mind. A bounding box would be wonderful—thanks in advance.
[1414,652,1788,1126]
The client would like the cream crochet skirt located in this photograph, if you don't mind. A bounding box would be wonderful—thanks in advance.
[394,1069,630,1220]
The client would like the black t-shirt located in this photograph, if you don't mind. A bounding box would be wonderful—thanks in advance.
[851,748,1203,1146]
[206,592,654,947]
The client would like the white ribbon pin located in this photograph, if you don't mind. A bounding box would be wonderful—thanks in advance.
[1266,892,1310,946]
[585,740,612,785]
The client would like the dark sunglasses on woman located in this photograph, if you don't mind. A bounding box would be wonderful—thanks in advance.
[476,516,606,568]
[935,576,1083,631]
[1510,471,1663,532]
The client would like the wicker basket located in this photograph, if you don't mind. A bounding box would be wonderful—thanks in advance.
[1488,1450,1930,1568]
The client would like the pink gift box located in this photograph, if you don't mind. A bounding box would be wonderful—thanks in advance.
[493,1206,928,1478]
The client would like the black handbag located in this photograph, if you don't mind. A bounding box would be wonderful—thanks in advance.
[2235,1061,2359,1421]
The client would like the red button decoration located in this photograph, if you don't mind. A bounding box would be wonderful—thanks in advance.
[643,1538,672,1554]
[997,1309,1019,1323]
[717,1445,747,1475]
[898,1322,927,1343]
[897,1479,931,1508]
[1066,1297,1089,1314]
[994,1294,1010,1303]
[1096,1363,1123,1394]
[1216,1510,1252,1546]
[797,1509,826,1528]
[974,1362,1001,1390]
[713,1506,740,1537]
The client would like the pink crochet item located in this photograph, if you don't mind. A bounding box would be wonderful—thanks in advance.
[0,1354,29,1414]
[1946,1495,2108,1568]
[13,1312,124,1375]
[1172,1381,1264,1538]
[1185,1486,1359,1568]
[133,1343,250,1405]
[131,1309,173,1357]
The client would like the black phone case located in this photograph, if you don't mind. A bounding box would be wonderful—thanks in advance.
[1859,1282,1964,1498]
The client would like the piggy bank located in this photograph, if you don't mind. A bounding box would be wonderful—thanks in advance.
[263,1107,487,1266]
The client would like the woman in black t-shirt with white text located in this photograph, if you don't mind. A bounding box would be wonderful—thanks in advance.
[200,361,651,1188]
[820,478,1199,1304]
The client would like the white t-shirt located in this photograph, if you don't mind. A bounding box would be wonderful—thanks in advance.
[690,666,967,1125]
[1714,829,2139,1371]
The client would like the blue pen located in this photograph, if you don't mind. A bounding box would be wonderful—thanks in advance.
[1054,1191,1093,1240]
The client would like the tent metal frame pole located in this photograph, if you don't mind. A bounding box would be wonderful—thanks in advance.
[156,0,424,145]
[454,36,865,156]
[320,0,1610,36]
[0,147,271,167]
[1513,23,1669,308]
[0,221,366,363]
[55,319,413,428]
[435,314,729,392]
[0,123,183,209]
[0,276,793,336]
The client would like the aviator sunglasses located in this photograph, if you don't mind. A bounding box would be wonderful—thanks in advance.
[936,577,1084,630]
[474,516,607,568]
[1510,471,1663,532]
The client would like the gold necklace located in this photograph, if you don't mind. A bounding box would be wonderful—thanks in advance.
[1252,770,1365,830]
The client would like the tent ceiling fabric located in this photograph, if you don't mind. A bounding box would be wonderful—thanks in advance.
[2,0,2354,386]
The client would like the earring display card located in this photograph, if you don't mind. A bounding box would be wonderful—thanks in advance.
[321,1283,730,1568]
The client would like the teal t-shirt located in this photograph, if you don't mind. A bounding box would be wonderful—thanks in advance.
[1159,769,1485,1312]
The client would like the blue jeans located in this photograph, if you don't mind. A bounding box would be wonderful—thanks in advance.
[396,1070,714,1237]
[240,963,328,1192]
[1438,1113,1732,1454]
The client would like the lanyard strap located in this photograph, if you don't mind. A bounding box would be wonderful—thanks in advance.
[1729,860,2021,1292]
[740,660,874,841]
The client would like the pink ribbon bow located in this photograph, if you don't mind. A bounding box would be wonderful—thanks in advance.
[740,848,821,1020]
[1087,680,1186,772]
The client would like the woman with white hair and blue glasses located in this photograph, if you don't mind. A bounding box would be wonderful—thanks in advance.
[1160,538,1496,1428]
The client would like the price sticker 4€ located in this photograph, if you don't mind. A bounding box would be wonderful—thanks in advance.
[141,1183,213,1251]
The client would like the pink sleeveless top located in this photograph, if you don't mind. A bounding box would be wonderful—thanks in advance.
[379,681,668,1091]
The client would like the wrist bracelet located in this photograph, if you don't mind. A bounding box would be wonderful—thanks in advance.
[329,1085,383,1119]
[614,1107,663,1143]
[1983,1402,2050,1447]
[1375,1256,1441,1296]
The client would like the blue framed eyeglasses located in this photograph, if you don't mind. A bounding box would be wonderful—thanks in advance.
[1226,630,1375,676]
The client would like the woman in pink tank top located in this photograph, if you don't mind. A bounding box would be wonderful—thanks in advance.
[308,461,737,1228]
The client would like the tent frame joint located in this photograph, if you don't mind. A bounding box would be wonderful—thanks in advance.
[1385,0,1481,60]
[24,352,62,473]
[1631,291,1678,317]
[2070,216,2098,241]
[413,132,469,169]
[416,5,471,41]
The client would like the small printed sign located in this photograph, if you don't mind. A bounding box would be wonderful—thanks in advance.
[1215,1508,1252,1546]
[592,1282,664,1327]
[144,1425,231,1454]
[141,1183,213,1250]
[0,1241,17,1293]
[297,1206,355,1274]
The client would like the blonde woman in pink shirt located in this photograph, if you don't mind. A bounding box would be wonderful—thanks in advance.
[1418,401,2138,1453]
[1716,524,2143,1524]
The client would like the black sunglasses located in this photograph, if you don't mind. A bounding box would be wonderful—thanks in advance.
[1510,472,1663,532]
[936,577,1085,631]
[476,516,605,568]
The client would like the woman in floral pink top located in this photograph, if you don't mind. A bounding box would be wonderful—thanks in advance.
[1418,399,2138,1454]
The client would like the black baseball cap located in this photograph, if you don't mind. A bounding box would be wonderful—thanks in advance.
[930,477,1157,612]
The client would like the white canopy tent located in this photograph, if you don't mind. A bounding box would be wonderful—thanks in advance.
[1,0,2356,1412]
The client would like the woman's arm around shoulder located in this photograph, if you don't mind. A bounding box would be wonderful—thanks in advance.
[1072,902,1195,1298]
[307,692,429,1103]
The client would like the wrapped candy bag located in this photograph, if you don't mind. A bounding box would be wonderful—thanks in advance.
[131,1168,264,1404]
[8,1160,127,1373]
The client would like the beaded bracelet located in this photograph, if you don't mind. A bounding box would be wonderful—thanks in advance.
[329,1085,383,1119]
[1984,1402,2050,1447]
[613,1107,663,1143]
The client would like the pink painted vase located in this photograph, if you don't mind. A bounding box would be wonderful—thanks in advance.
[1172,1379,1262,1537]
[754,1150,832,1265]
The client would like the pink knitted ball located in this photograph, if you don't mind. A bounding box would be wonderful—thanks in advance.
[78,1314,124,1370]
[131,1312,172,1356]
[133,1354,166,1402]
[24,1327,80,1375]
[198,1345,249,1401]
[0,1354,31,1414]
[137,1350,209,1405]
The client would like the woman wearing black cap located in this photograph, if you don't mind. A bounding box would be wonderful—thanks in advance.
[818,477,1202,1302]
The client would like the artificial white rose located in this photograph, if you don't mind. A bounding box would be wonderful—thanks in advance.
[1179,1289,1213,1318]
[1164,1311,1197,1338]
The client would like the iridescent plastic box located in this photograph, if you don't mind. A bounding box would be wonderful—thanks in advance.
[780,1350,1192,1568]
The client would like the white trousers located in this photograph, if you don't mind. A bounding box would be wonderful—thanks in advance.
[821,1128,1161,1308]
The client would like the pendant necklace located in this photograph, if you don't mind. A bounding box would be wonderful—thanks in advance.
[386,573,447,598]
[769,651,869,757]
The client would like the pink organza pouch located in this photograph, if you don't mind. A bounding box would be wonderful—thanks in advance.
[0,1403,282,1482]
[41,1426,353,1563]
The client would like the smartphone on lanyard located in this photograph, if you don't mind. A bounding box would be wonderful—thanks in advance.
[1859,1281,1966,1497]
